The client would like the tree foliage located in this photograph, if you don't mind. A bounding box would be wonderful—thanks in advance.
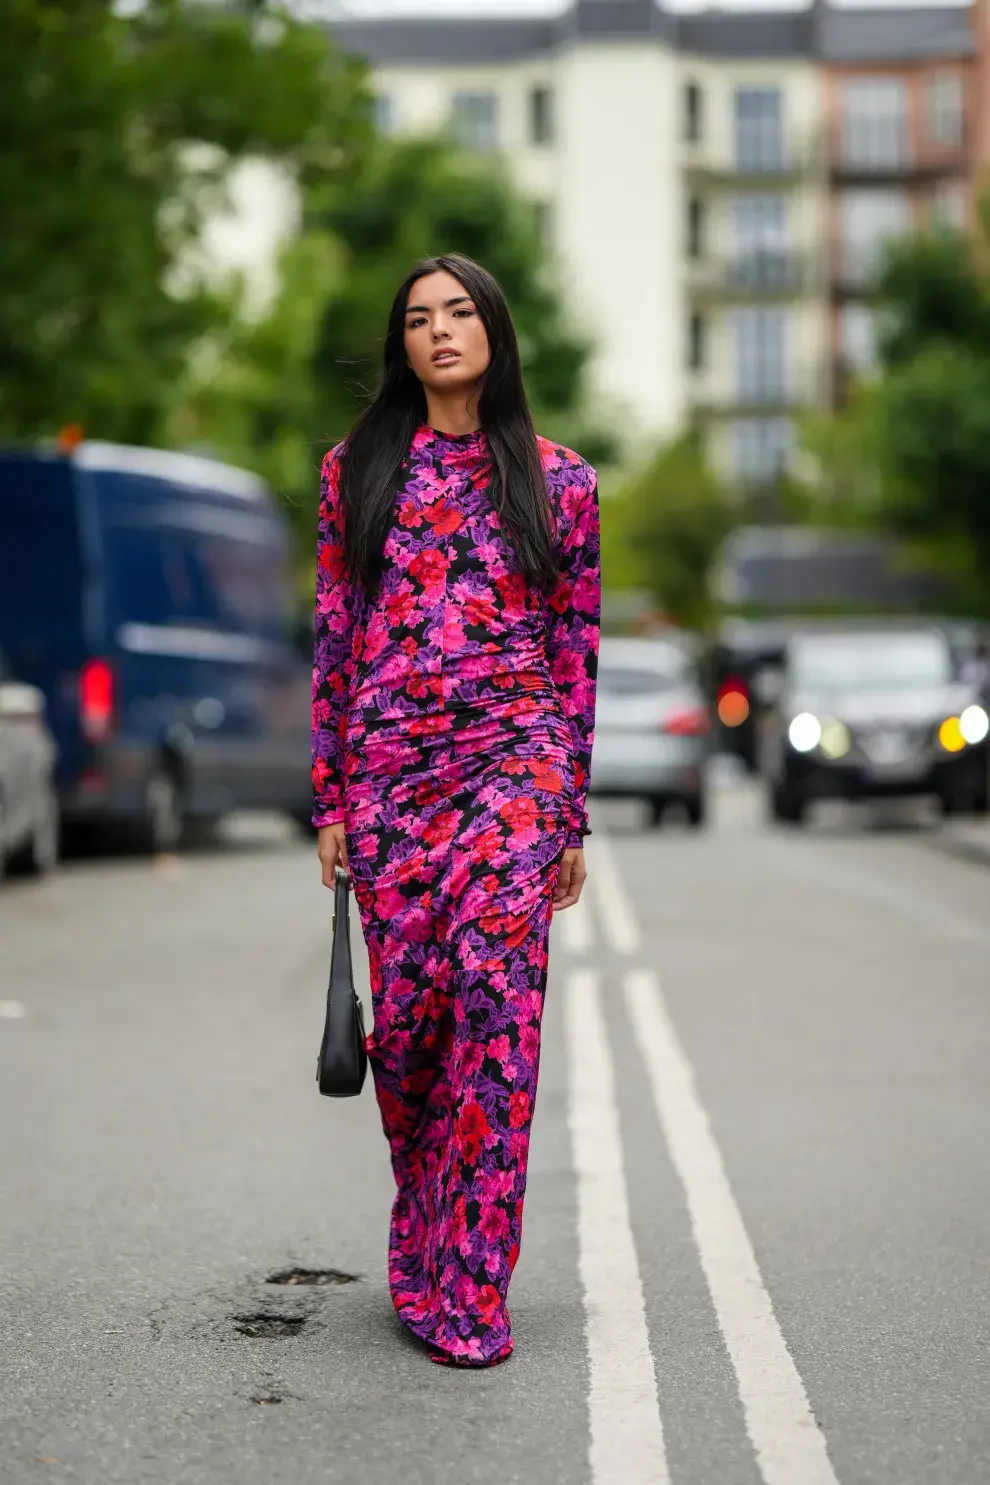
[609,435,734,631]
[811,221,990,614]
[0,0,369,444]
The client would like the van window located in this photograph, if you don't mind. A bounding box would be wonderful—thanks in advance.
[102,524,201,627]
[95,471,292,639]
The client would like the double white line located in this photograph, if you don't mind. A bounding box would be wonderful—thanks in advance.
[560,832,840,1485]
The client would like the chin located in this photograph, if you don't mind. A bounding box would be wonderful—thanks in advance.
[422,366,483,395]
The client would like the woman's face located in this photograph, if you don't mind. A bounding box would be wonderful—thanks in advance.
[403,271,491,397]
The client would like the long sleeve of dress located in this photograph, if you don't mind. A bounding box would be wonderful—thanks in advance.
[311,448,358,828]
[546,466,601,849]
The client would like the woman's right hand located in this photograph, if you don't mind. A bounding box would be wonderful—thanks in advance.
[317,823,348,888]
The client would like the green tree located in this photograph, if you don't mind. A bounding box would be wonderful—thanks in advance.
[805,221,990,613]
[610,435,734,631]
[0,0,369,443]
[175,137,615,550]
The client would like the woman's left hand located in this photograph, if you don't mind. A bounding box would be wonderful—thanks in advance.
[553,848,586,911]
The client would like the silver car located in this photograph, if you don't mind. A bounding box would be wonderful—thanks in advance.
[0,648,58,878]
[591,636,711,828]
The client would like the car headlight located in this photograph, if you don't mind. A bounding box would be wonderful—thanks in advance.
[788,712,822,753]
[819,719,851,759]
[960,704,989,746]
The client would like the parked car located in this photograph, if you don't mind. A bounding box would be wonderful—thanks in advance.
[0,441,313,853]
[590,635,711,828]
[758,625,990,824]
[0,647,59,878]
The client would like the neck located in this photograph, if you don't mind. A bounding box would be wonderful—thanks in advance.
[424,389,482,437]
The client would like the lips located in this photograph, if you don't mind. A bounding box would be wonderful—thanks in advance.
[432,349,461,364]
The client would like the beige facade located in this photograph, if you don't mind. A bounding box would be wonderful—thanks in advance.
[371,43,830,483]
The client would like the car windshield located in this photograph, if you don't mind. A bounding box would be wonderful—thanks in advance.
[598,648,690,697]
[789,633,952,691]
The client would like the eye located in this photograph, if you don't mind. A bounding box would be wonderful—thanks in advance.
[406,316,427,329]
[454,308,475,319]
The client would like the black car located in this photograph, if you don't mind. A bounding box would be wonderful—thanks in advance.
[759,625,990,824]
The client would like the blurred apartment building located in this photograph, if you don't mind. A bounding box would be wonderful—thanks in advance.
[324,0,976,490]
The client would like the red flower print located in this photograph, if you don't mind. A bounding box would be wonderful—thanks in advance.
[409,549,449,587]
[424,498,463,536]
[455,1101,491,1164]
[475,1284,502,1324]
[508,1090,531,1130]
[529,760,563,794]
[498,797,539,832]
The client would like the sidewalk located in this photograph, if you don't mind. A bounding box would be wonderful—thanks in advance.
[927,818,990,868]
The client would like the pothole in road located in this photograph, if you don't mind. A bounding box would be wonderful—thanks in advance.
[233,1314,307,1339]
[265,1268,359,1287]
[251,1393,284,1405]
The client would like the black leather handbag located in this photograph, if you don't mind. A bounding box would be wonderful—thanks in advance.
[316,868,368,1098]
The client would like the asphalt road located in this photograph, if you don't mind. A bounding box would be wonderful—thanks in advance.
[1,784,988,1485]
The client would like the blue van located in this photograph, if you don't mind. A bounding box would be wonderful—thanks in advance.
[0,441,313,851]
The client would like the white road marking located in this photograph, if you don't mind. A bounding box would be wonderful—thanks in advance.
[624,967,840,1485]
[564,968,670,1485]
[0,1001,27,1020]
[585,832,641,956]
[558,890,593,955]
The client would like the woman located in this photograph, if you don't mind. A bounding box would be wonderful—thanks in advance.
[311,253,600,1368]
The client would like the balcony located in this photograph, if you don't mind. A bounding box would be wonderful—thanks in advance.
[828,130,968,184]
[688,363,829,420]
[683,137,817,187]
[686,251,814,301]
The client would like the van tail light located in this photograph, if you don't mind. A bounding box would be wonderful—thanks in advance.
[79,659,115,743]
[662,705,711,738]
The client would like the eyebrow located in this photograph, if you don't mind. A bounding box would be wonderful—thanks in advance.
[405,296,473,315]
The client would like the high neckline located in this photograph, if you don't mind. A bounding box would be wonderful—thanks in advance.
[420,424,486,446]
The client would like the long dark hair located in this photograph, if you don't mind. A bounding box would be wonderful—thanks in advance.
[338,254,557,593]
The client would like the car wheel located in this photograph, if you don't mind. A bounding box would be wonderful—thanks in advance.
[6,778,59,877]
[123,768,183,855]
[647,796,666,829]
[769,780,806,826]
[685,793,707,829]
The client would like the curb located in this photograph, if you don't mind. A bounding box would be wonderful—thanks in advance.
[923,829,990,869]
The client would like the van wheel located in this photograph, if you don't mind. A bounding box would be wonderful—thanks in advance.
[7,779,59,877]
[126,768,183,855]
[770,780,806,826]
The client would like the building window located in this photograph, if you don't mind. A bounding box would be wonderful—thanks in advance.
[731,306,791,404]
[839,304,878,373]
[928,73,964,146]
[451,91,499,152]
[733,87,785,173]
[730,418,793,484]
[688,312,706,371]
[684,81,703,144]
[932,180,967,228]
[529,86,554,146]
[841,78,910,170]
[839,188,912,286]
[687,196,705,259]
[372,93,396,135]
[729,195,791,287]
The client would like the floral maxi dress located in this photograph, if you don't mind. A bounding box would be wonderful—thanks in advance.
[312,426,600,1366]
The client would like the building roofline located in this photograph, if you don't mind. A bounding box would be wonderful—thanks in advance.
[328,1,973,66]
